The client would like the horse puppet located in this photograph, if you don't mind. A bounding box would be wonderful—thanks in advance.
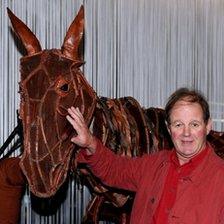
[4,5,224,224]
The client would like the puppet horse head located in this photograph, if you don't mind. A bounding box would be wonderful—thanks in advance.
[8,6,96,197]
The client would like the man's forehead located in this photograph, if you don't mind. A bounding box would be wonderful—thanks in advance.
[171,100,202,110]
[170,100,204,118]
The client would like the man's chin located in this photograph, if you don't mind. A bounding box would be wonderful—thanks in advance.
[176,149,197,159]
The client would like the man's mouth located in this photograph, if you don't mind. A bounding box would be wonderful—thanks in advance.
[181,140,193,145]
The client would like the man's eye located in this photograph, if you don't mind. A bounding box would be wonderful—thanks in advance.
[175,124,181,127]
[191,123,200,128]
[173,123,183,128]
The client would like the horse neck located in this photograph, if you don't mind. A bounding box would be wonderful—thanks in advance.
[92,96,151,157]
[91,97,174,157]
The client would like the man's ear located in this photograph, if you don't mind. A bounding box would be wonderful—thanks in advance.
[206,118,212,135]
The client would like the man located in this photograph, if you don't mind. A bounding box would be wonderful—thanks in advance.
[66,88,224,224]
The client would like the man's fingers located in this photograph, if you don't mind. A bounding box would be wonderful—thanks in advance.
[66,109,87,134]
[67,109,81,126]
[73,107,85,121]
[67,107,77,119]
[68,107,85,123]
[66,114,79,130]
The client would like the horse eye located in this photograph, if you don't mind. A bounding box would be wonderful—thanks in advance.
[60,83,69,92]
[55,78,70,96]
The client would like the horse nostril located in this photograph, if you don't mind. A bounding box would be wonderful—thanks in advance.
[57,105,69,116]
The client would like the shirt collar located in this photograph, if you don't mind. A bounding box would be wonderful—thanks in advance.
[169,144,210,178]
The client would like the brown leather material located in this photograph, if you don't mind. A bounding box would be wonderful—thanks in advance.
[0,157,25,224]
[207,130,224,158]
[7,8,42,55]
[120,97,151,156]
[8,7,97,198]
[18,50,96,198]
[61,5,84,60]
[144,107,173,152]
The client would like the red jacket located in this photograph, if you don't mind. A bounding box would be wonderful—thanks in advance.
[78,140,224,224]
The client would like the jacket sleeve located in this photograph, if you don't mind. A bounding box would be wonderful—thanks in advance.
[76,139,151,192]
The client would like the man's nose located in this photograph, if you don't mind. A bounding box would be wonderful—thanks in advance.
[182,125,191,136]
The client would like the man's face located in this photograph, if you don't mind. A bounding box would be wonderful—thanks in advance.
[168,100,212,165]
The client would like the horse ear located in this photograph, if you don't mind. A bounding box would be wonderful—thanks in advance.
[61,5,84,60]
[7,8,42,56]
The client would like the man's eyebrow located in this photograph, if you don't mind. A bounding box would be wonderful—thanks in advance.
[170,119,203,123]
[170,120,182,123]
